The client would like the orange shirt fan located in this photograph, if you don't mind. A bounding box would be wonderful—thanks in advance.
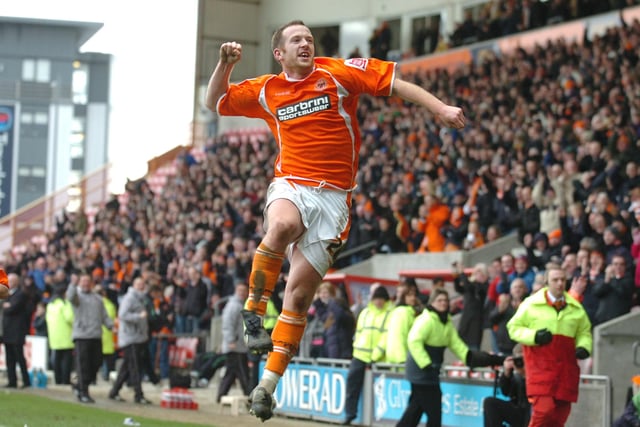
[0,268,8,299]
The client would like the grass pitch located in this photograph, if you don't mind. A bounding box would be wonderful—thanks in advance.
[0,391,210,427]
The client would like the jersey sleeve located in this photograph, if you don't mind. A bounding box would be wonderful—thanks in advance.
[217,75,273,119]
[320,57,396,97]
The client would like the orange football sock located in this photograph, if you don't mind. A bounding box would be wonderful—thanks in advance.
[264,309,307,376]
[245,243,285,315]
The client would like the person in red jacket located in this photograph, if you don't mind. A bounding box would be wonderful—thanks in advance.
[507,263,592,427]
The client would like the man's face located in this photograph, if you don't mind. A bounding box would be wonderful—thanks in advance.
[236,284,249,301]
[79,275,92,292]
[501,256,513,272]
[547,269,566,299]
[133,278,147,293]
[275,25,315,76]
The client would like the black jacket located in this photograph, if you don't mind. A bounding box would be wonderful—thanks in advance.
[2,288,31,344]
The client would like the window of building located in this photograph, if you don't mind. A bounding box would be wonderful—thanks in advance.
[21,58,51,82]
[72,61,89,105]
[22,59,35,81]
[21,112,34,124]
[34,112,48,125]
[36,59,50,82]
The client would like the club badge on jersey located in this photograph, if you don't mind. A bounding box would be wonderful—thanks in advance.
[344,58,369,71]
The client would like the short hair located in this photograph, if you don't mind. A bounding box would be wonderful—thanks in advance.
[428,287,449,305]
[543,262,565,283]
[272,20,306,51]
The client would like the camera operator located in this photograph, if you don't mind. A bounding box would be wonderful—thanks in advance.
[483,344,531,427]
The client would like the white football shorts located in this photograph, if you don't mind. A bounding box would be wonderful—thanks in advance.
[264,177,350,275]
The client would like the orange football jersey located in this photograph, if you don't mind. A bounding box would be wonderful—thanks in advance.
[217,57,396,191]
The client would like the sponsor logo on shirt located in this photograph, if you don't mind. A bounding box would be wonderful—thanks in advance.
[277,95,331,121]
[344,57,368,71]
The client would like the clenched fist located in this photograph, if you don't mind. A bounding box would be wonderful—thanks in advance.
[220,41,242,65]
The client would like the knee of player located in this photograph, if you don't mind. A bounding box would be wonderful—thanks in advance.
[267,218,303,242]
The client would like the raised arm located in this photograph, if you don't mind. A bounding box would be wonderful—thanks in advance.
[204,41,243,112]
[391,78,465,129]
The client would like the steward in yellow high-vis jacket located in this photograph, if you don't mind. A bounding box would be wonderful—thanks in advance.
[374,281,422,365]
[507,263,592,427]
[46,287,75,384]
[342,284,393,425]
[398,288,504,427]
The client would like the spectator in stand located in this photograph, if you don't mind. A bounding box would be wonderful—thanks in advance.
[46,284,74,385]
[20,275,41,325]
[593,254,635,326]
[524,232,547,270]
[179,266,209,334]
[32,301,47,337]
[417,194,451,253]
[309,281,355,360]
[28,255,49,297]
[67,273,114,403]
[533,175,562,236]
[453,262,489,351]
[2,273,31,388]
[568,248,599,325]
[604,226,634,267]
[517,185,541,243]
[375,214,408,254]
[147,284,174,383]
[489,278,528,356]
[505,255,537,294]
[487,253,516,313]
[562,253,579,279]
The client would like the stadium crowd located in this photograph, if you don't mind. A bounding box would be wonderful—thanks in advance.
[447,0,638,50]
[1,9,640,414]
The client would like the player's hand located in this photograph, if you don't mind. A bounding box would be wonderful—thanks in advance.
[220,42,242,65]
[438,105,465,129]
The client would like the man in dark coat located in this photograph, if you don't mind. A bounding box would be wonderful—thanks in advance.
[453,262,489,350]
[2,273,32,388]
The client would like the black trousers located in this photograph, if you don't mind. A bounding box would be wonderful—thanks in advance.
[74,338,102,395]
[397,383,442,427]
[217,352,250,400]
[52,348,73,384]
[344,358,367,420]
[483,396,530,427]
[110,342,146,400]
[3,342,30,387]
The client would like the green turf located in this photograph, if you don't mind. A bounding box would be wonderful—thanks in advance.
[0,391,211,427]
